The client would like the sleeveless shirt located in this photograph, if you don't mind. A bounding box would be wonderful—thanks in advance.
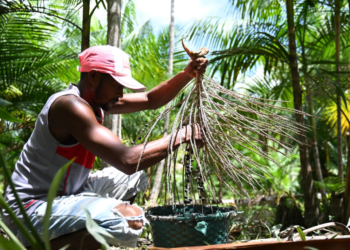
[3,84,103,229]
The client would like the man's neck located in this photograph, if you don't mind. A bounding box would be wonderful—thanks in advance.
[77,81,99,111]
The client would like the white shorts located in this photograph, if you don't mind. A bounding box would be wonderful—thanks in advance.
[12,167,149,248]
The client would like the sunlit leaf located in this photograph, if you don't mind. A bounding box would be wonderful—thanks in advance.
[297,227,306,241]
[0,107,22,123]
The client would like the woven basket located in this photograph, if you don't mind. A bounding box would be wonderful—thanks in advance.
[145,205,236,247]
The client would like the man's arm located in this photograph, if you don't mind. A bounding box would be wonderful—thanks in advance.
[54,97,202,175]
[104,58,208,114]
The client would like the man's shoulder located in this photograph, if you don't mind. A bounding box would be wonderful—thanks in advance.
[52,94,89,111]
[50,94,94,121]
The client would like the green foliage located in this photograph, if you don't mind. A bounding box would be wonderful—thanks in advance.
[296,226,306,241]
[315,176,345,195]
[0,1,81,168]
[0,107,22,123]
[1,0,350,246]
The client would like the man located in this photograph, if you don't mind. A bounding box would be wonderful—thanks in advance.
[4,45,208,249]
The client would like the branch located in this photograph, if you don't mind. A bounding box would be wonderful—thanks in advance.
[89,0,104,19]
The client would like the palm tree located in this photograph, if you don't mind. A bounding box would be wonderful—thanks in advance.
[184,0,350,225]
[334,0,343,182]
[0,1,82,174]
[285,0,320,226]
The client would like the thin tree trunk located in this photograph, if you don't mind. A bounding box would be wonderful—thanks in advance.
[344,134,350,222]
[306,84,327,201]
[149,0,175,206]
[299,4,327,204]
[335,0,343,182]
[101,0,122,169]
[285,0,319,226]
[81,0,91,51]
[107,0,122,48]
[326,141,330,165]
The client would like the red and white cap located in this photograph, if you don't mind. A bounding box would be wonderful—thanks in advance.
[77,45,146,92]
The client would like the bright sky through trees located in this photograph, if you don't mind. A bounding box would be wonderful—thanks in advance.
[133,0,228,33]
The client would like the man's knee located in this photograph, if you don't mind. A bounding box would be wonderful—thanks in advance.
[115,203,143,230]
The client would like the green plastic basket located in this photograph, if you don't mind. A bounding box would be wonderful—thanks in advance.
[145,205,236,247]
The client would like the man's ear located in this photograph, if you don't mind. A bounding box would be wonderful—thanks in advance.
[88,70,101,90]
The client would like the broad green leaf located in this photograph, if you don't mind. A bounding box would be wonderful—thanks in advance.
[82,207,120,248]
[0,219,26,250]
[0,107,22,123]
[297,227,306,241]
[43,158,75,250]
[304,247,319,250]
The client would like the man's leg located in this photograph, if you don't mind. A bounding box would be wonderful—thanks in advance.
[18,195,146,249]
[84,167,149,202]
[24,169,148,249]
[31,201,144,250]
[27,202,144,250]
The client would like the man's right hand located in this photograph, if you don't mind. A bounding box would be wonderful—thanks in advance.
[175,124,205,148]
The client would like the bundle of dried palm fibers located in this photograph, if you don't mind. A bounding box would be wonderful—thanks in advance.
[134,40,310,206]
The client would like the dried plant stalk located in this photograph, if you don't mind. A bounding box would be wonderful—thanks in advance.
[135,41,310,206]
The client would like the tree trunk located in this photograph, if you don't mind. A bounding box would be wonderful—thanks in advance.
[344,134,350,223]
[81,0,91,52]
[335,0,343,182]
[306,84,327,202]
[101,0,122,169]
[285,0,319,226]
[107,0,122,48]
[149,0,175,206]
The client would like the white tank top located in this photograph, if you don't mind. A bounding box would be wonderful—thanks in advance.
[4,84,103,229]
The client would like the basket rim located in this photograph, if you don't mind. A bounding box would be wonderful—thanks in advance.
[145,204,237,222]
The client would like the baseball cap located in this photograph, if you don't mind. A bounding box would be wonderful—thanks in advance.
[77,45,146,92]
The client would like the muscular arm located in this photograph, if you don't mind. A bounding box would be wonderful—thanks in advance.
[105,58,208,115]
[51,96,202,175]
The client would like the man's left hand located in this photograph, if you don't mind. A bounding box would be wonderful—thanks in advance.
[184,58,209,79]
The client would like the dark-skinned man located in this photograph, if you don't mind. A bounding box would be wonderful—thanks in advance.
[3,45,208,249]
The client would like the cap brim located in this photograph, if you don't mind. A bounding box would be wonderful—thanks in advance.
[111,74,146,92]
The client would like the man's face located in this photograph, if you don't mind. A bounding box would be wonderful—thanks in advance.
[94,74,124,111]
